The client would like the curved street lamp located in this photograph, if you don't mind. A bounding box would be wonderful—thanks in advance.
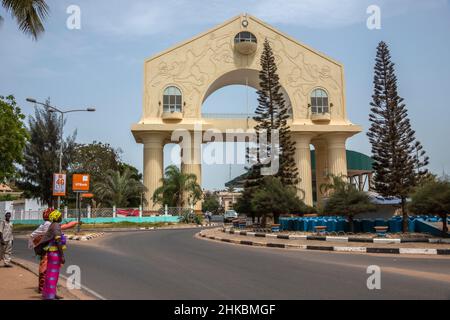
[26,97,96,209]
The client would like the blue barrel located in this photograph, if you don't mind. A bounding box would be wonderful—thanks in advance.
[296,219,304,231]
[352,219,361,233]
[408,219,416,232]
[307,219,315,232]
[301,219,306,231]
[287,219,294,231]
[360,220,370,233]
[280,218,288,231]
[326,219,337,232]
[375,219,387,227]
[336,219,346,232]
[388,219,401,233]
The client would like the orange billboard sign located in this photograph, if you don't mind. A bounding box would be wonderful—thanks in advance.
[72,174,90,192]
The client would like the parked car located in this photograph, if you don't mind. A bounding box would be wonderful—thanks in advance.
[224,210,238,222]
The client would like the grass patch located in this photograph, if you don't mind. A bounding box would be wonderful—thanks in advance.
[13,221,183,232]
[11,224,38,232]
[76,221,175,229]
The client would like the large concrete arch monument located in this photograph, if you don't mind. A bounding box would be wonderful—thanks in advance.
[131,14,362,211]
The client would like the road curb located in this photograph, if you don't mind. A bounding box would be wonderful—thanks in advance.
[221,228,450,244]
[66,232,105,241]
[199,230,450,256]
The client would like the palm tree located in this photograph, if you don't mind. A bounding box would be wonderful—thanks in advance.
[93,168,147,208]
[321,175,376,232]
[319,174,349,196]
[153,165,202,208]
[1,0,49,40]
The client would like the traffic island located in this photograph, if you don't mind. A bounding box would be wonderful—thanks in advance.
[197,228,450,256]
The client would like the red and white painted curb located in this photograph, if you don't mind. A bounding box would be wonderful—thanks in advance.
[198,230,450,256]
[66,232,105,241]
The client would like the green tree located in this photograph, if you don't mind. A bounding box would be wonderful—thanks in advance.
[367,41,429,232]
[234,182,256,221]
[409,178,450,236]
[1,0,49,40]
[70,141,144,207]
[322,176,376,232]
[202,191,220,214]
[71,142,122,181]
[0,95,28,182]
[250,176,309,226]
[152,165,202,208]
[18,100,77,206]
[118,162,142,181]
[93,168,147,208]
[118,163,144,207]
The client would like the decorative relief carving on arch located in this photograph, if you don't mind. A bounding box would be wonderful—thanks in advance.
[143,17,345,121]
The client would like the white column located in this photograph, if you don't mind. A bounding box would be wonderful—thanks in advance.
[293,133,314,206]
[87,205,91,219]
[143,133,166,212]
[181,131,202,211]
[326,134,348,178]
[312,139,328,207]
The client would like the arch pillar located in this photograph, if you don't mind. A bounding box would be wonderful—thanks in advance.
[143,133,166,212]
[312,139,328,207]
[292,133,314,206]
[326,134,348,178]
[180,131,202,212]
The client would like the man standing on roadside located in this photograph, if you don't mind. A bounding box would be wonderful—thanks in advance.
[0,212,14,267]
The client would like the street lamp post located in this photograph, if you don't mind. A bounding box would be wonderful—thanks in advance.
[26,98,95,210]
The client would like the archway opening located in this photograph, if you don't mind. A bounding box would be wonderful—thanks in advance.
[201,68,292,118]
[200,69,293,191]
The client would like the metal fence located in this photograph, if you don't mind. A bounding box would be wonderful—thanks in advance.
[157,207,192,216]
[2,206,193,221]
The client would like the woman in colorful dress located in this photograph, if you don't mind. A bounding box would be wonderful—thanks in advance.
[37,209,67,300]
[29,208,77,294]
[29,208,52,293]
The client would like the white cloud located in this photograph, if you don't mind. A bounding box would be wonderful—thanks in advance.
[77,0,448,37]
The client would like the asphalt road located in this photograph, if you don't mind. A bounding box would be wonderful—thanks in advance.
[13,229,450,299]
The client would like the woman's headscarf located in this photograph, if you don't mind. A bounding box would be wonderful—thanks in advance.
[48,210,62,222]
[42,208,54,221]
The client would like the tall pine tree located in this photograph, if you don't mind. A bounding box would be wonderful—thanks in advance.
[238,39,300,225]
[367,41,429,232]
[253,39,299,186]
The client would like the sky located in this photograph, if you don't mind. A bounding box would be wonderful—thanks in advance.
[1,0,450,190]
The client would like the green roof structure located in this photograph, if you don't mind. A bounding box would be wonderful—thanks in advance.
[225,150,373,188]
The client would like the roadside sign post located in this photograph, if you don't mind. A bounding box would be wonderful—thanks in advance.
[52,173,67,200]
[72,174,90,233]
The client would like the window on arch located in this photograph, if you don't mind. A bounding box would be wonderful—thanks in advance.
[310,89,329,114]
[163,86,182,113]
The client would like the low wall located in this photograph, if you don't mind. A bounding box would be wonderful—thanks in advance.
[13,216,180,225]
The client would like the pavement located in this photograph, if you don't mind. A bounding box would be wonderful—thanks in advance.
[0,264,42,300]
[0,260,93,300]
[9,228,450,299]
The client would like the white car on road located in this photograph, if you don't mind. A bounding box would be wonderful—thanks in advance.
[223,210,238,222]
